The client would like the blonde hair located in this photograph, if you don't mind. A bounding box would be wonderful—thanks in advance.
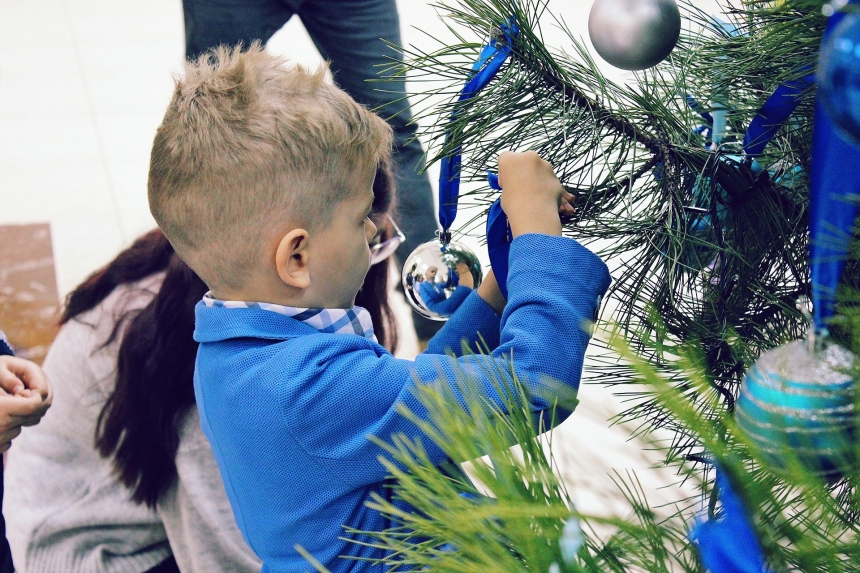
[148,43,392,290]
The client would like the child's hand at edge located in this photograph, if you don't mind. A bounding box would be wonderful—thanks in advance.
[498,151,566,238]
[0,355,53,452]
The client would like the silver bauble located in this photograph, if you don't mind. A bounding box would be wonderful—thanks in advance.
[588,0,681,71]
[735,340,856,480]
[401,240,483,321]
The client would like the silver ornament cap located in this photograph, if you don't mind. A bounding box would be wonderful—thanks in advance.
[588,0,681,71]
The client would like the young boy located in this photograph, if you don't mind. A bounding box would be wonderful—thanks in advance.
[148,46,611,573]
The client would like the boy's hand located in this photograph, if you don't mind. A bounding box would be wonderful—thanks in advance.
[0,356,53,452]
[559,188,576,221]
[476,269,506,314]
[498,151,566,238]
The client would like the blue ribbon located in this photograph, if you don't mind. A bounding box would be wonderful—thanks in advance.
[689,470,773,573]
[743,72,815,159]
[686,94,715,126]
[437,19,519,232]
[810,5,860,332]
[486,172,511,298]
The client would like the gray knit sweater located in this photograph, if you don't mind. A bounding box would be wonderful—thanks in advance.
[3,275,261,573]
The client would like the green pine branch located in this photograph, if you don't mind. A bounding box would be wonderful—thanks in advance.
[387,0,821,464]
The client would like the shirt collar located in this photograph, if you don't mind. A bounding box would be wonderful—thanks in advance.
[201,293,376,342]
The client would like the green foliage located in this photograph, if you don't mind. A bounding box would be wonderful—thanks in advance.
[346,354,701,572]
[389,0,823,462]
[334,337,860,572]
[323,1,860,571]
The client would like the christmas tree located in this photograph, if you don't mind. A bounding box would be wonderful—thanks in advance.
[318,0,860,571]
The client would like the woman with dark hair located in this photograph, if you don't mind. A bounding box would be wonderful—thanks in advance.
[4,165,400,573]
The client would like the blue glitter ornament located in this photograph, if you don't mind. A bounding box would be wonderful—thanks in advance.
[735,340,856,479]
[818,12,860,147]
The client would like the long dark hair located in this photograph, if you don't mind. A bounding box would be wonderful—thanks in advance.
[62,164,399,508]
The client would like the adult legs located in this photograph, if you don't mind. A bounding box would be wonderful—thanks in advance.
[298,0,441,340]
[182,0,294,60]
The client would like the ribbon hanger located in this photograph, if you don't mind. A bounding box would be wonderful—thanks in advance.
[435,18,518,300]
[808,3,860,335]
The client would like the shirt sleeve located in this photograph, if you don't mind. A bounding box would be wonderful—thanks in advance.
[424,290,501,356]
[285,234,611,489]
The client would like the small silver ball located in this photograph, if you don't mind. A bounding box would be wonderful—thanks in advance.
[588,0,681,71]
[401,240,483,321]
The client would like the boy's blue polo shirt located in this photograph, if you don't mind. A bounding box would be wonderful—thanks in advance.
[193,234,611,573]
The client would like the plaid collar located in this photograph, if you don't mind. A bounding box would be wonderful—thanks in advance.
[201,293,376,341]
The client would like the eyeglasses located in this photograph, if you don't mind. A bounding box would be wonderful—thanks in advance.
[370,215,406,266]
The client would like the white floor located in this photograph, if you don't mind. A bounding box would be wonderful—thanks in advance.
[1,0,705,531]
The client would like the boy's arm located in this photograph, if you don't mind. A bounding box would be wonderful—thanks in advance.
[424,150,565,357]
[286,233,609,488]
[424,270,505,356]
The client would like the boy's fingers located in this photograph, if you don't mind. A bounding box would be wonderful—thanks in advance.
[558,191,575,222]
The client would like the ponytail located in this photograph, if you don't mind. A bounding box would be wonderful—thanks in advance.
[95,255,206,507]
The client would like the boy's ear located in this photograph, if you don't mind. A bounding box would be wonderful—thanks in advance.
[275,229,311,289]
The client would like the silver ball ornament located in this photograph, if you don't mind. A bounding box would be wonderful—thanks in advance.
[588,0,681,71]
[401,239,483,321]
[735,340,856,480]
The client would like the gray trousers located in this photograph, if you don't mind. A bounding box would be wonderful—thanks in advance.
[183,0,441,338]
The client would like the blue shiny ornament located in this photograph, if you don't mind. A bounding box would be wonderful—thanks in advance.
[818,12,860,147]
[689,470,774,573]
[735,341,856,479]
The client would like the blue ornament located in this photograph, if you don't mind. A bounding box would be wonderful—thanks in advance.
[735,340,856,479]
[818,12,860,147]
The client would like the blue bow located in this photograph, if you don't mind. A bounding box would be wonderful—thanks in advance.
[485,173,511,298]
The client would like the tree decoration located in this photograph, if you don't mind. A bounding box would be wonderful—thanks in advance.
[336,0,860,569]
[735,340,856,479]
[587,0,681,70]
[401,240,483,320]
[818,11,860,146]
[399,18,517,320]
